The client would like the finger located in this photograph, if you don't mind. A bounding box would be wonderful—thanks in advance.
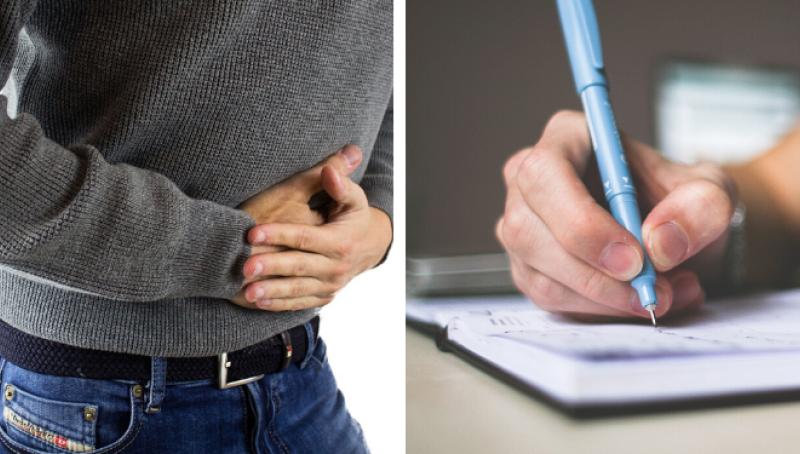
[254,295,335,312]
[244,277,331,303]
[229,291,256,310]
[501,182,637,313]
[501,148,530,190]
[321,164,369,209]
[642,177,734,271]
[632,277,674,319]
[249,223,341,257]
[242,251,335,283]
[536,110,594,169]
[495,217,507,249]
[516,130,644,282]
[510,257,675,320]
[250,244,285,256]
[285,145,364,198]
[510,257,634,318]
[665,269,705,314]
[622,135,680,207]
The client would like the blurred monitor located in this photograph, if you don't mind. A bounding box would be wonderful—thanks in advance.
[655,61,800,164]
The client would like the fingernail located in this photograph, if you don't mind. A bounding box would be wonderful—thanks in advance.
[250,287,264,302]
[649,222,689,269]
[599,242,642,280]
[252,230,266,243]
[341,146,361,168]
[248,262,263,278]
[256,299,272,309]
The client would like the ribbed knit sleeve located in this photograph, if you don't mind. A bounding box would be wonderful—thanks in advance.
[361,96,393,220]
[0,3,254,301]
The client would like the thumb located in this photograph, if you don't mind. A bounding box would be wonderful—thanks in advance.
[642,169,735,271]
[286,144,363,199]
[627,135,736,272]
[321,164,368,210]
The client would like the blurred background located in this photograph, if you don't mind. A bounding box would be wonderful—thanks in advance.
[408,0,800,261]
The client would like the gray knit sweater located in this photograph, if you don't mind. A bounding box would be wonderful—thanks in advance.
[0,1,392,356]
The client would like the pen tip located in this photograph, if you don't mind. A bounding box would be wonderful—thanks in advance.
[646,306,657,327]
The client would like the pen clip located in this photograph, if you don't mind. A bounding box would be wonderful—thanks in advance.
[573,0,604,70]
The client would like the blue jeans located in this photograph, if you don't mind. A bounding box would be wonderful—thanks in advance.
[0,322,368,453]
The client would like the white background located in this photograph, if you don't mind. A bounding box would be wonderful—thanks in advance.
[320,2,405,452]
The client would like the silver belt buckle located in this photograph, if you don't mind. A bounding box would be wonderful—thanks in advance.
[217,352,264,389]
[217,330,294,389]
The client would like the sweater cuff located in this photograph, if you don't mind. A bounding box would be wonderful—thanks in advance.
[361,181,393,267]
[173,201,255,299]
[361,179,393,222]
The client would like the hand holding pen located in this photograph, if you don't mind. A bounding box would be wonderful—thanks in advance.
[495,110,735,321]
[494,0,736,323]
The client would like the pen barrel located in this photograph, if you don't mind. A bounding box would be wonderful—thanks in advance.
[580,85,657,304]
[580,85,633,201]
[556,0,607,92]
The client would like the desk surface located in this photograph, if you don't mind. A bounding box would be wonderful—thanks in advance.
[406,327,800,454]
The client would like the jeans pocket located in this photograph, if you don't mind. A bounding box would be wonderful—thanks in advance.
[0,362,142,454]
[2,382,96,453]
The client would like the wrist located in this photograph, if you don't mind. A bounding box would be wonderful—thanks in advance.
[368,207,394,268]
[723,162,799,288]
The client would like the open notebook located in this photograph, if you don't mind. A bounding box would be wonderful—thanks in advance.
[409,289,800,413]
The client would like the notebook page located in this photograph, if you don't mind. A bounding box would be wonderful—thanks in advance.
[406,295,532,328]
[453,289,800,361]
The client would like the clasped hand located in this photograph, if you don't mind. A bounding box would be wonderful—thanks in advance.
[231,145,392,311]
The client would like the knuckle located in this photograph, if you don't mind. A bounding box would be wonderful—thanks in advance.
[509,261,560,310]
[337,239,354,257]
[331,262,350,279]
[518,147,549,183]
[331,272,349,288]
[501,209,529,250]
[502,149,530,184]
[293,260,307,276]
[327,278,344,293]
[296,226,312,250]
[290,281,307,297]
[518,147,565,197]
[494,217,506,247]
[546,109,583,129]
[527,272,562,311]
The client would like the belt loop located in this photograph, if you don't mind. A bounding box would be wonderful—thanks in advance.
[145,357,167,414]
[299,320,317,369]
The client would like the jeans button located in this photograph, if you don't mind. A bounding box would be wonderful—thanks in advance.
[83,407,97,422]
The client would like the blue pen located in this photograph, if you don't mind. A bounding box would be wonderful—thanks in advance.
[555,0,658,325]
